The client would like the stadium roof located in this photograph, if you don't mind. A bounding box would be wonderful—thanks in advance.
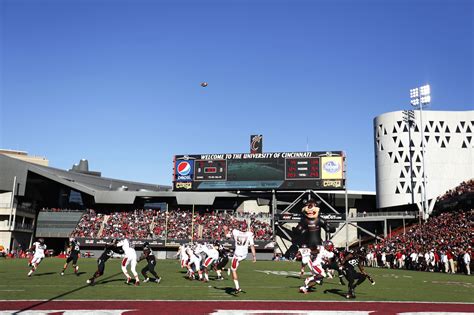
[0,154,239,206]
[0,154,374,207]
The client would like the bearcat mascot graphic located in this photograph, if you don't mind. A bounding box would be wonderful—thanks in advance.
[286,198,333,259]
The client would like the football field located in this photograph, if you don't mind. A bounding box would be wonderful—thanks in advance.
[1,258,474,314]
[0,257,473,302]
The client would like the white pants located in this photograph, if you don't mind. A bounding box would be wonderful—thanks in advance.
[121,252,138,278]
[230,255,246,271]
[189,255,202,272]
[203,254,218,268]
[31,255,44,265]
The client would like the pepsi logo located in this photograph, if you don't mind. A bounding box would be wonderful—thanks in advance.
[323,161,340,173]
[177,161,192,176]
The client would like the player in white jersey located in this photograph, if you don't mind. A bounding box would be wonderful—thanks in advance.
[224,225,256,293]
[116,239,140,285]
[296,244,312,278]
[176,244,189,269]
[28,238,47,277]
[299,241,335,293]
[201,242,220,282]
[186,244,203,280]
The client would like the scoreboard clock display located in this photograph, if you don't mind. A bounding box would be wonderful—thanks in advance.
[195,160,227,181]
[173,151,345,191]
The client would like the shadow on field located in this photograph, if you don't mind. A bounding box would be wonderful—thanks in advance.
[323,288,347,298]
[285,275,302,279]
[34,272,57,277]
[213,286,246,296]
[100,278,127,284]
[61,272,86,277]
[13,271,122,314]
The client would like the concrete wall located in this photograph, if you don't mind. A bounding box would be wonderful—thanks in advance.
[237,200,270,214]
[36,211,83,238]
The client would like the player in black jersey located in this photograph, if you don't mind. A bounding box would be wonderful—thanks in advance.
[139,242,161,283]
[339,249,375,299]
[61,238,80,276]
[86,239,119,286]
[214,241,230,280]
[322,246,345,285]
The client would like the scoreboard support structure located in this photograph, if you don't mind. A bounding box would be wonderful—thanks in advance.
[272,187,349,254]
[173,151,349,252]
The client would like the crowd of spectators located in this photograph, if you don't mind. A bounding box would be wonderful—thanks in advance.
[358,209,472,275]
[40,208,84,212]
[71,208,273,241]
[71,209,104,238]
[437,179,473,201]
[100,209,156,239]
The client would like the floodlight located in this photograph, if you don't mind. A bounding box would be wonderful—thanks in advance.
[420,95,431,104]
[411,98,420,106]
[419,84,430,96]
[410,88,419,99]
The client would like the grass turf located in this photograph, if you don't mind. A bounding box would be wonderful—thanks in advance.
[0,258,473,302]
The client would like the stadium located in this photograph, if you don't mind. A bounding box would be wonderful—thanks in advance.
[1,1,473,313]
[0,110,473,313]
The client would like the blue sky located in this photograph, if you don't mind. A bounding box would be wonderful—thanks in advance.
[1,0,472,191]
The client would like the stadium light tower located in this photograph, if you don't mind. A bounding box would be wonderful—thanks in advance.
[410,84,431,221]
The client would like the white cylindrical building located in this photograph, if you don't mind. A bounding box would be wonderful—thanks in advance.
[374,110,473,216]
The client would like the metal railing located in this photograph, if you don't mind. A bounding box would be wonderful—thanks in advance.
[355,211,417,217]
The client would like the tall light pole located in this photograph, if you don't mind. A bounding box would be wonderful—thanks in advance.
[410,84,431,221]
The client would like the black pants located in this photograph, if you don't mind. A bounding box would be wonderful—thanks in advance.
[66,254,78,265]
[96,259,106,276]
[323,260,344,279]
[344,269,366,294]
[216,256,229,270]
[141,261,159,279]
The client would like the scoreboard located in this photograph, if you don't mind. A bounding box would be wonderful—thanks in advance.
[285,157,320,179]
[173,151,345,191]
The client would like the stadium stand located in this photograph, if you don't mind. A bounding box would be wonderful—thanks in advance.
[361,208,472,275]
[437,179,473,201]
[71,208,273,241]
[357,180,473,275]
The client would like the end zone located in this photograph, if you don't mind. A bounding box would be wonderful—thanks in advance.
[1,300,473,315]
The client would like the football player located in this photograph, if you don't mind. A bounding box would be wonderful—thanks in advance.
[176,244,189,269]
[117,239,140,285]
[200,242,220,282]
[139,242,161,283]
[321,241,345,285]
[339,248,375,299]
[295,244,311,278]
[299,241,334,293]
[28,238,47,277]
[87,239,118,285]
[189,243,205,281]
[214,241,230,280]
[61,238,80,276]
[224,224,257,294]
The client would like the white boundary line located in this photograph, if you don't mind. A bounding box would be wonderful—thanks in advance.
[0,300,473,304]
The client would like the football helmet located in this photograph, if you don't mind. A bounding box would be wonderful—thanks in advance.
[324,240,334,252]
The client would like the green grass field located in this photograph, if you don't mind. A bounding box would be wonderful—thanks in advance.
[0,258,473,302]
